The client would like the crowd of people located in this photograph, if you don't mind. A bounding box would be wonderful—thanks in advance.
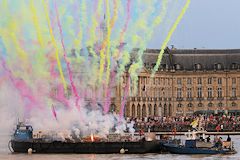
[128,114,240,132]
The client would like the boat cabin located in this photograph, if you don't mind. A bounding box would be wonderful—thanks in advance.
[184,130,211,148]
[14,122,33,141]
[185,130,206,141]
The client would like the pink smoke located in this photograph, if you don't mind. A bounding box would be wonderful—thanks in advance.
[0,56,44,114]
[54,0,80,111]
[52,104,58,121]
[117,0,132,57]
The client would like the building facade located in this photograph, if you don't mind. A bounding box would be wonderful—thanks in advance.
[112,48,240,117]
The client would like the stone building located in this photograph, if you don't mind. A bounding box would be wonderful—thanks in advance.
[112,48,240,117]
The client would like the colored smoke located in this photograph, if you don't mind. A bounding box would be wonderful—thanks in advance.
[0,0,190,141]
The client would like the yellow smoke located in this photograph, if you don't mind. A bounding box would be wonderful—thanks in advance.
[43,0,67,91]
[73,0,87,50]
[128,0,170,95]
[89,0,103,43]
[110,0,119,29]
[29,0,51,80]
[0,1,27,77]
[105,0,112,86]
[151,0,190,78]
[99,0,119,85]
[30,0,44,61]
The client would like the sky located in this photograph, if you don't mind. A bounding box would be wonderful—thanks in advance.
[148,0,240,49]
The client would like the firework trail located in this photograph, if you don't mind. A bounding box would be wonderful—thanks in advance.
[54,0,80,111]
[43,0,67,92]
[151,0,191,77]
[52,104,58,121]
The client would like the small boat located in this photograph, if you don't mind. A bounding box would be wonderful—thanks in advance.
[9,122,165,154]
[164,129,237,154]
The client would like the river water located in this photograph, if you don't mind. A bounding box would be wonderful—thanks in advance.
[1,134,240,160]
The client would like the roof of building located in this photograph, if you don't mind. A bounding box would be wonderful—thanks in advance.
[136,48,240,71]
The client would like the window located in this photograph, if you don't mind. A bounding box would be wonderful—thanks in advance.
[153,78,155,85]
[187,78,192,84]
[232,78,236,84]
[177,88,182,98]
[148,105,152,116]
[137,104,141,116]
[158,88,160,97]
[178,104,182,108]
[198,103,203,107]
[163,78,165,85]
[158,78,160,85]
[177,78,181,85]
[198,78,202,84]
[218,88,222,98]
[162,88,166,97]
[218,78,222,84]
[188,103,193,107]
[168,79,170,85]
[168,88,170,98]
[208,88,212,98]
[232,102,236,107]
[187,88,192,98]
[197,88,202,98]
[218,103,222,107]
[232,88,236,97]
[208,103,213,107]
[153,88,156,97]
[208,78,212,84]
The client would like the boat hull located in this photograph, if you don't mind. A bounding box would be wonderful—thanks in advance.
[164,143,237,154]
[11,140,164,154]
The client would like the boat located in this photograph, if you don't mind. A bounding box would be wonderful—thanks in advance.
[163,128,237,154]
[10,122,165,154]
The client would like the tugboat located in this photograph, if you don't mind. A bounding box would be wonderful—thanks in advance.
[10,122,165,154]
[163,120,237,154]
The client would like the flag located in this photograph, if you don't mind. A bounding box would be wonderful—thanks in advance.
[162,88,165,97]
[142,85,147,96]
[190,118,199,128]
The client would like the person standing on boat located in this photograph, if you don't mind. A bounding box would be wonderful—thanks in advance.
[227,135,231,142]
[206,135,211,142]
[215,137,223,148]
[214,135,218,144]
[220,124,224,132]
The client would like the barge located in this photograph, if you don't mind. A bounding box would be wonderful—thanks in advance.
[10,123,165,154]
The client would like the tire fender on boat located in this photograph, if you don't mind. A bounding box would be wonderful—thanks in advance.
[139,129,144,136]
[120,148,125,154]
[172,129,177,135]
[8,140,14,153]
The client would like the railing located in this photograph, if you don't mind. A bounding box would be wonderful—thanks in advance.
[207,97,214,100]
[137,97,141,101]
[142,97,146,101]
[217,97,224,100]
[176,97,183,101]
[230,97,237,100]
[186,97,193,101]
[133,123,240,133]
